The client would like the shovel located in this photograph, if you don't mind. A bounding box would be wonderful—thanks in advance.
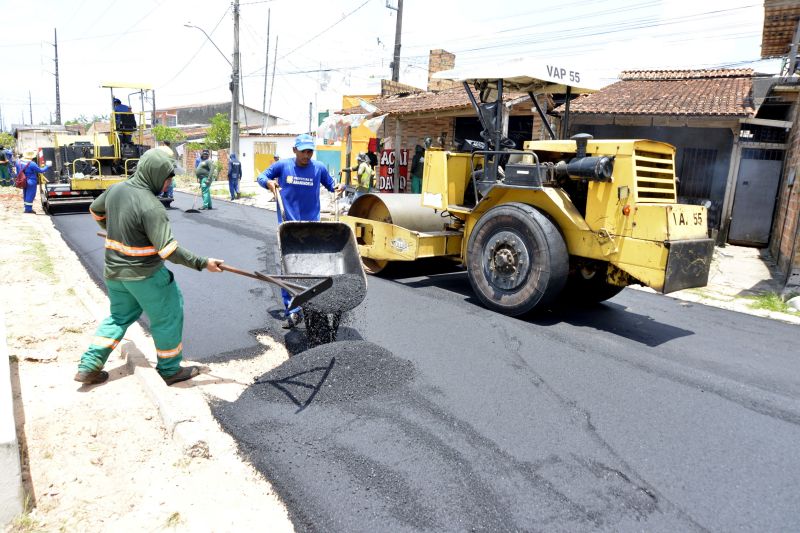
[219,264,333,309]
[96,232,333,309]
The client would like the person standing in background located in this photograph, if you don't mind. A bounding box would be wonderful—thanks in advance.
[195,150,214,210]
[0,146,10,187]
[18,150,50,213]
[410,144,425,194]
[227,153,242,200]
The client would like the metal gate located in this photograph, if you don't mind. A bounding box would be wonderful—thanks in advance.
[728,149,783,246]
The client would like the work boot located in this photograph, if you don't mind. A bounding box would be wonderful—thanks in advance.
[282,312,303,329]
[74,370,109,385]
[162,365,201,386]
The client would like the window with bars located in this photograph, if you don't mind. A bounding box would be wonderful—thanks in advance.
[677,148,717,199]
[254,142,277,154]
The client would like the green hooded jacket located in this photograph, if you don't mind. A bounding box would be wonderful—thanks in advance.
[90,149,208,280]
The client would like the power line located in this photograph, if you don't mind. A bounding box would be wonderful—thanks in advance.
[158,6,231,89]
[278,0,371,60]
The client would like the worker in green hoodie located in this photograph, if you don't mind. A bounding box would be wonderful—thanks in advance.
[75,149,225,386]
[196,149,214,209]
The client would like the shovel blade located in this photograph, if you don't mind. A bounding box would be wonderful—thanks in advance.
[287,276,334,309]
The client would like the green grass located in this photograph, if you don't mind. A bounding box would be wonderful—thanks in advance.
[748,292,797,314]
[26,240,55,278]
[8,493,43,532]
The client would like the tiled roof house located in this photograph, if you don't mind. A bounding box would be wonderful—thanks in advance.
[564,68,758,239]
[567,69,754,120]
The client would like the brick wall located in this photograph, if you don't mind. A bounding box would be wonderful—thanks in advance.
[381,79,424,96]
[769,99,800,281]
[182,148,230,179]
[427,49,459,92]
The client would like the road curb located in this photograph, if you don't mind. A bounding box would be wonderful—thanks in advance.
[0,301,24,528]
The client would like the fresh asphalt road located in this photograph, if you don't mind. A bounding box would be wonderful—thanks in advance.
[54,192,800,532]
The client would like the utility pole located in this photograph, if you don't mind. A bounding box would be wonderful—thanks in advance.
[308,101,313,133]
[54,28,61,124]
[231,0,241,156]
[387,0,404,82]
[29,91,33,124]
[261,9,271,133]
[152,89,157,134]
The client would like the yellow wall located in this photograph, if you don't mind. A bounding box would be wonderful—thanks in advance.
[341,95,378,109]
[254,154,277,178]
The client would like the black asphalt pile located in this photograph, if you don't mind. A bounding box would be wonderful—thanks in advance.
[212,334,689,532]
[252,340,414,405]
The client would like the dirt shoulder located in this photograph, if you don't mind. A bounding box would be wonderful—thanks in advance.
[1,188,294,532]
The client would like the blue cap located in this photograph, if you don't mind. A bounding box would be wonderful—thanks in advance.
[294,133,315,151]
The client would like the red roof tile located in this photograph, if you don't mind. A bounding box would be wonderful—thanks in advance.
[342,86,528,116]
[761,0,800,58]
[567,69,754,117]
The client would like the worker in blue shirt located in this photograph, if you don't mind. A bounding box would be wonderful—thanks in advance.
[227,153,242,200]
[257,133,344,328]
[113,98,135,143]
[18,150,51,213]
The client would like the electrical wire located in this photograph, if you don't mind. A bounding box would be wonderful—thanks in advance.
[158,6,231,89]
[278,0,371,60]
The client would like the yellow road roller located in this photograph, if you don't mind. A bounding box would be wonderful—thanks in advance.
[340,63,714,316]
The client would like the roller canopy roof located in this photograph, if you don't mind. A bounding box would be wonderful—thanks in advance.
[432,59,603,94]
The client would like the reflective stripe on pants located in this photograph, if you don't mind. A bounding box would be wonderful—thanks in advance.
[78,267,185,378]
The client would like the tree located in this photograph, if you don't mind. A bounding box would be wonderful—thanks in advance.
[153,124,186,144]
[0,131,14,149]
[204,113,230,151]
[64,114,109,128]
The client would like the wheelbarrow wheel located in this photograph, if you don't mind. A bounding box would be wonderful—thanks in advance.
[362,258,389,275]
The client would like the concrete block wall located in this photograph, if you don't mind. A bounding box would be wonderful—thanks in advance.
[427,49,459,92]
[0,303,24,527]
[381,79,424,96]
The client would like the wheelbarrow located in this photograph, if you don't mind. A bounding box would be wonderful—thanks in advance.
[277,221,367,314]
[272,186,367,315]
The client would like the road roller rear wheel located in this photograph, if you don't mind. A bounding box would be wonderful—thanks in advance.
[361,258,389,275]
[466,203,568,316]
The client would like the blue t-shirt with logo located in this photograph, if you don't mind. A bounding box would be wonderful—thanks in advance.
[257,158,335,222]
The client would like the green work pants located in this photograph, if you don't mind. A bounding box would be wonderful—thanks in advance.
[0,164,10,186]
[411,175,422,193]
[78,267,185,378]
[200,177,212,209]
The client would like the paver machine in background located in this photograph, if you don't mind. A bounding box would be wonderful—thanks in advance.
[38,82,168,214]
[340,61,715,316]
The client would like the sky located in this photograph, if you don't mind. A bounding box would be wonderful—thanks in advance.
[0,0,781,130]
